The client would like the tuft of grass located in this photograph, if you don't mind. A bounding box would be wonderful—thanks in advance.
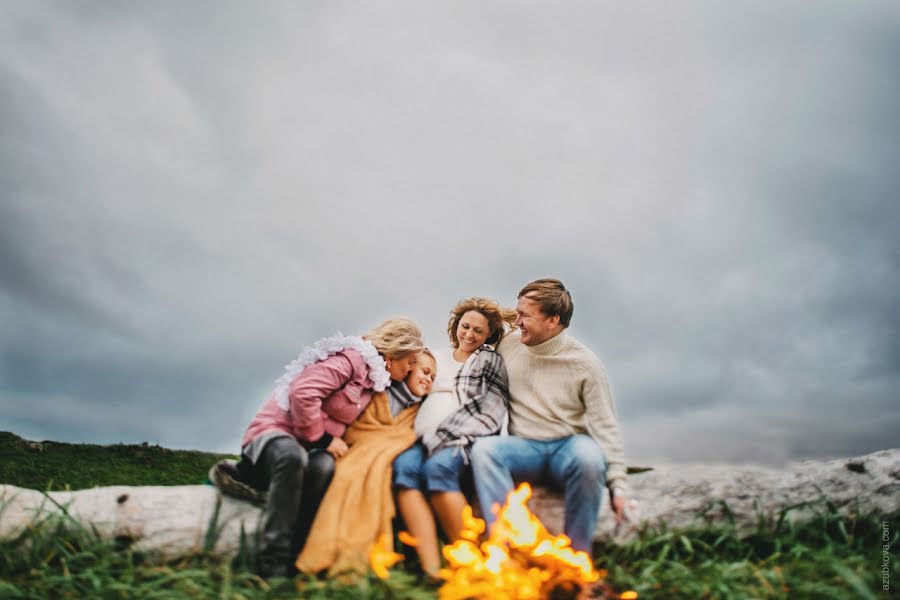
[0,431,235,491]
[597,502,898,599]
[0,506,433,599]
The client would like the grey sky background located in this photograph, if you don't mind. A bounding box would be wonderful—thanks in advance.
[2,1,898,465]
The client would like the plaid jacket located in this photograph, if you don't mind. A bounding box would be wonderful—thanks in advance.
[421,344,510,456]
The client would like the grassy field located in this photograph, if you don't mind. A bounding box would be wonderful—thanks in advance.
[0,431,234,490]
[1,432,895,599]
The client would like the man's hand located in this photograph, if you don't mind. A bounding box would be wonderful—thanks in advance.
[611,494,629,523]
[326,437,348,458]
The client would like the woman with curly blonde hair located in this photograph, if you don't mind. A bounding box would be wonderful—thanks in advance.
[210,317,425,578]
[392,297,515,578]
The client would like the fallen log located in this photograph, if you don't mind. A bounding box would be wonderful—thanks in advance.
[1,449,896,558]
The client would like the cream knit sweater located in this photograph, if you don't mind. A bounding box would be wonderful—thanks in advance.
[497,330,627,489]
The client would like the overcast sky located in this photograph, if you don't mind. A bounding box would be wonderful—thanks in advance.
[2,1,898,466]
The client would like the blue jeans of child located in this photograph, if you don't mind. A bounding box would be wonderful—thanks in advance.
[469,434,607,553]
[393,442,473,494]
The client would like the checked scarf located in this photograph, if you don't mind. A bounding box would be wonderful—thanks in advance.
[421,344,510,456]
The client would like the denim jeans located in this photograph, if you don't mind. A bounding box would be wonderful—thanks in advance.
[469,434,607,553]
[393,442,474,494]
[392,443,428,492]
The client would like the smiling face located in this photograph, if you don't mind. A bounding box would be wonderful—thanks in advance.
[405,353,436,397]
[386,352,420,381]
[455,310,491,353]
[515,296,562,346]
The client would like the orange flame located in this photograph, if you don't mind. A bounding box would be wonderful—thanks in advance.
[372,483,638,599]
[368,533,403,580]
[438,483,608,599]
[398,530,419,547]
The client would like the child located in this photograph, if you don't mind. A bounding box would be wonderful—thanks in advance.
[295,351,437,576]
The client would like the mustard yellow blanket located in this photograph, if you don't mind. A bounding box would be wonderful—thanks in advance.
[295,392,418,576]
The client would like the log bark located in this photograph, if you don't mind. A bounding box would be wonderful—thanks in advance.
[1,449,897,558]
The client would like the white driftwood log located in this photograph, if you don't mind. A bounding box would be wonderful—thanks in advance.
[0,484,261,557]
[533,448,900,542]
[1,449,897,558]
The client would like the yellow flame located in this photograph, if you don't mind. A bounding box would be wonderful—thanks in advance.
[437,483,603,598]
[532,537,598,582]
[368,533,403,580]
[483,543,509,574]
[444,539,482,567]
[459,504,485,541]
[397,531,418,547]
[495,483,541,547]
[370,483,628,597]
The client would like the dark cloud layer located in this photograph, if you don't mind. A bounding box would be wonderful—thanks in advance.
[2,1,898,464]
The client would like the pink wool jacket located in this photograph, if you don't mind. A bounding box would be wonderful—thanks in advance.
[242,349,377,449]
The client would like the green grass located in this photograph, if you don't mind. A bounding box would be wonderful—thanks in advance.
[1,502,892,599]
[0,432,234,491]
[596,504,897,599]
[1,432,894,598]
[0,510,434,599]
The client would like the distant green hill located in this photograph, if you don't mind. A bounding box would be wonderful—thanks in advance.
[0,431,236,491]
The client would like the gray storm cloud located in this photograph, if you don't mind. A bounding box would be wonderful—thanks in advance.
[1,1,898,464]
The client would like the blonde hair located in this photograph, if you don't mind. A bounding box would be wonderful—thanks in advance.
[420,347,436,365]
[447,297,517,348]
[365,317,425,358]
[518,278,574,328]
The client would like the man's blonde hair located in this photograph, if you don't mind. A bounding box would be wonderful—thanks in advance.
[447,297,517,348]
[518,278,574,328]
[365,317,426,358]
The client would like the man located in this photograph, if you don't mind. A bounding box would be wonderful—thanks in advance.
[470,278,628,554]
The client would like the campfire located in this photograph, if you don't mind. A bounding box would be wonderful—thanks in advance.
[371,483,637,599]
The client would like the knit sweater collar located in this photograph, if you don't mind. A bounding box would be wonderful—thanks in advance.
[386,381,421,417]
[526,330,569,356]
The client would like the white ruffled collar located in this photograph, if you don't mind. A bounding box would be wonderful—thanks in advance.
[273,333,390,411]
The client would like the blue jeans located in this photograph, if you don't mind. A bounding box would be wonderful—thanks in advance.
[393,443,471,493]
[470,434,607,553]
[393,443,428,491]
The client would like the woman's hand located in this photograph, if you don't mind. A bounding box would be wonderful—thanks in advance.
[326,437,349,458]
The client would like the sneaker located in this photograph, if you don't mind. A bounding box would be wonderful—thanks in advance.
[209,459,268,505]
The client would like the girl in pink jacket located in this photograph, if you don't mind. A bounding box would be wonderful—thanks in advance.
[211,318,425,578]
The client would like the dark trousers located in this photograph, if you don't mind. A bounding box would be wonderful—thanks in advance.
[237,437,335,573]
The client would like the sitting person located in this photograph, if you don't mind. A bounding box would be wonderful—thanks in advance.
[471,279,629,556]
[392,297,514,577]
[295,350,437,576]
[210,318,425,578]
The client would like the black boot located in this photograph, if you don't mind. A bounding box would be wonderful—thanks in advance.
[255,437,307,579]
[209,458,268,504]
[292,450,336,554]
[257,554,297,580]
